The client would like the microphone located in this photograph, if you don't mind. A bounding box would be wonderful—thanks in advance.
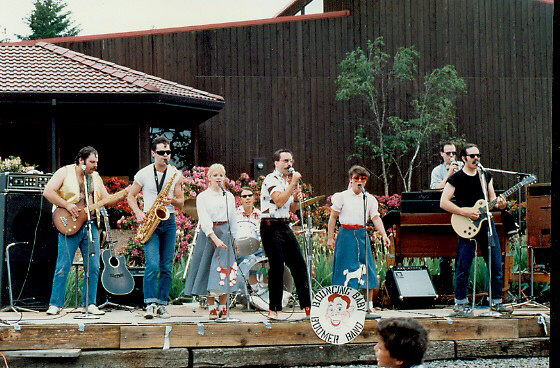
[218,183,226,195]
[450,158,463,172]
[358,184,366,195]
[288,167,295,175]
[476,162,485,172]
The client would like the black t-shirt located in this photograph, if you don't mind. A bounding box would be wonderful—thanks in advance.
[447,170,493,208]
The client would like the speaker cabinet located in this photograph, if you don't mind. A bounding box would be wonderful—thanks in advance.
[0,182,57,310]
[97,268,145,308]
[385,266,437,309]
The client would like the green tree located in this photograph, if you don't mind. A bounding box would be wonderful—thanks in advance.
[18,0,80,40]
[336,37,466,194]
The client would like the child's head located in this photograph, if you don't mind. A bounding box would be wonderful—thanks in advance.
[374,318,428,368]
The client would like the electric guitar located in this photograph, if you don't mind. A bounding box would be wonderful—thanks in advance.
[451,175,537,238]
[100,207,135,295]
[52,188,128,236]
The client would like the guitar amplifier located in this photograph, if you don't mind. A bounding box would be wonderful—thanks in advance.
[385,266,437,309]
[0,173,56,310]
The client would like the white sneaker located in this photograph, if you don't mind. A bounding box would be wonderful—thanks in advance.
[157,305,171,319]
[145,303,157,319]
[86,304,105,315]
[46,305,62,315]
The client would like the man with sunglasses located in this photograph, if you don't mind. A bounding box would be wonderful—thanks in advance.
[260,149,311,319]
[127,136,184,319]
[430,142,462,189]
[440,143,512,317]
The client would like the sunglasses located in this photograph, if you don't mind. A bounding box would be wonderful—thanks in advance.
[444,152,456,156]
[156,150,172,156]
[352,175,368,181]
[240,194,253,198]
[466,154,481,159]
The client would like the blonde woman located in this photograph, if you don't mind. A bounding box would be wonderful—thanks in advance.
[184,164,239,319]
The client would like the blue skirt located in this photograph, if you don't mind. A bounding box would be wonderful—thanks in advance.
[332,228,378,289]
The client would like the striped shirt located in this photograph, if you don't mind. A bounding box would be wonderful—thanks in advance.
[260,170,293,219]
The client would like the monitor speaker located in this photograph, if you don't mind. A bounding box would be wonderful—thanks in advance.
[385,266,438,309]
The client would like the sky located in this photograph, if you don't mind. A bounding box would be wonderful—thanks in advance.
[0,0,323,42]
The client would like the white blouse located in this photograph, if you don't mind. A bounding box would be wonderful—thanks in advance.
[330,189,380,226]
[196,188,238,239]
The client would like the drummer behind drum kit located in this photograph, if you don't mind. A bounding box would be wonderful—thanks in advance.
[182,195,326,311]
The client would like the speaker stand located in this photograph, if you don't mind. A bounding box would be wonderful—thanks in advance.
[1,242,39,313]
[98,299,134,311]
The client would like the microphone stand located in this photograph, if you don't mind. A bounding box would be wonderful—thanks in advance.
[216,185,240,323]
[476,167,497,316]
[482,168,546,309]
[359,185,374,318]
[295,176,314,306]
[75,167,99,320]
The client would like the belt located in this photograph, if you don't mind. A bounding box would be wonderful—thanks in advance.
[261,218,290,223]
[213,221,228,226]
[341,224,364,230]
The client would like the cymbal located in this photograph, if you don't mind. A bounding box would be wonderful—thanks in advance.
[183,198,198,220]
[300,195,325,208]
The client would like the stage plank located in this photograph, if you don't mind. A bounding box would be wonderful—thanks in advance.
[418,319,518,340]
[0,325,120,351]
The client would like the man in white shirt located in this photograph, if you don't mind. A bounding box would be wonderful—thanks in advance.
[430,142,461,189]
[260,149,311,319]
[127,136,184,319]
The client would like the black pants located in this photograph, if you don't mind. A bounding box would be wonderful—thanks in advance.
[260,219,311,311]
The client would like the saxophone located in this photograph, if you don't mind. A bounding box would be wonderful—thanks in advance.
[135,168,178,244]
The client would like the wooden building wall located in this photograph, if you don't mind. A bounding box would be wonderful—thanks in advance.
[58,0,553,196]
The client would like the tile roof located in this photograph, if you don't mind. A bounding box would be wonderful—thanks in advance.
[0,42,224,104]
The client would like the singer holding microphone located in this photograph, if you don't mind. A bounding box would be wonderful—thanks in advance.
[440,143,512,317]
[430,142,462,189]
[327,165,390,314]
[260,149,312,319]
[128,136,184,319]
[184,163,239,320]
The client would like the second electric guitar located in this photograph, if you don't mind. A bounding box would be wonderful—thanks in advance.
[451,175,536,238]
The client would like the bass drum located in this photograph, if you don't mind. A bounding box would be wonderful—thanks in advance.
[237,256,293,311]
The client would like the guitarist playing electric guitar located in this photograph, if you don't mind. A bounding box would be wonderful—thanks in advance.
[440,143,512,317]
[43,146,123,316]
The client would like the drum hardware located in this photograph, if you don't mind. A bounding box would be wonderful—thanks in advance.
[182,198,198,220]
[235,256,293,311]
[182,224,200,281]
[300,195,325,208]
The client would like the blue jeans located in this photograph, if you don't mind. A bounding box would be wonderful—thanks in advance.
[143,215,176,305]
[455,221,503,305]
[50,222,100,307]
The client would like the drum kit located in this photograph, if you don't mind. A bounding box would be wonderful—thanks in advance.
[182,195,326,311]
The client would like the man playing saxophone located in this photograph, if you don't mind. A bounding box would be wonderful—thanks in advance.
[127,136,184,319]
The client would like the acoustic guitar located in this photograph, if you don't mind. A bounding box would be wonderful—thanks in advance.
[100,206,134,295]
[451,175,537,238]
[52,188,128,236]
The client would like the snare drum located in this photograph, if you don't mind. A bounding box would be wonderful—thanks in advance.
[236,220,260,256]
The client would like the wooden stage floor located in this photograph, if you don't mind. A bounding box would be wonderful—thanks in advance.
[0,303,550,351]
